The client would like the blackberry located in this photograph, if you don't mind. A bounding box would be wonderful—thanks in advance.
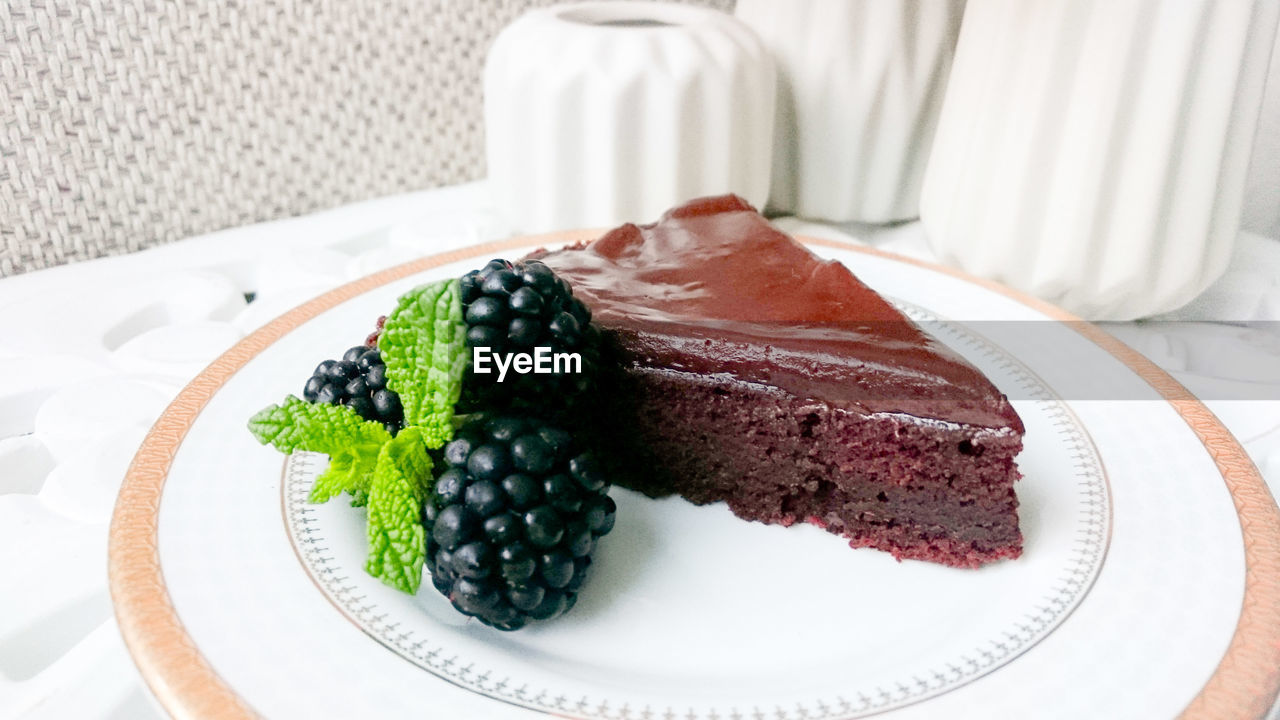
[424,414,616,630]
[458,259,601,416]
[303,344,404,433]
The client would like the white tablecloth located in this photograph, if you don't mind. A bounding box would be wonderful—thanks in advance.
[2,181,1278,718]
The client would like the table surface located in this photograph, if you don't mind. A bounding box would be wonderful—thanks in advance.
[3,181,1279,719]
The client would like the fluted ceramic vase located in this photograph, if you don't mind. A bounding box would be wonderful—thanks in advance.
[921,0,1280,320]
[485,2,775,234]
[735,0,966,223]
[1242,26,1280,239]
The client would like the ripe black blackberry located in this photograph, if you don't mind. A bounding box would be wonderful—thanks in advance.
[303,344,404,434]
[424,414,616,630]
[458,259,601,416]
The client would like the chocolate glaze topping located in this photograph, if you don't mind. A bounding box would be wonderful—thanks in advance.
[535,195,1023,430]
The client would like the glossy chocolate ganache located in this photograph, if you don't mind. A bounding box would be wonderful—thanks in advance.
[534,195,1022,430]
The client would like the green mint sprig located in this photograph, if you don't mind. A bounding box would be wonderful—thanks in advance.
[310,443,381,505]
[365,426,433,593]
[380,278,468,446]
[248,395,391,456]
[247,278,467,594]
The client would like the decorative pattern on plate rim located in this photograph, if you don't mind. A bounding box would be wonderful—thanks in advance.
[280,302,1112,720]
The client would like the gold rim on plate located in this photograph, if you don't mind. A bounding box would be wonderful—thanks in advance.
[107,233,1280,720]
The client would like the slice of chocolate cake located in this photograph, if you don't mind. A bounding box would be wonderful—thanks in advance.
[535,195,1025,567]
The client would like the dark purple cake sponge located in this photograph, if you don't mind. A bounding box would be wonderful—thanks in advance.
[596,366,1023,568]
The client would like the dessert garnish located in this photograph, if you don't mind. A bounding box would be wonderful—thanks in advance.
[250,262,613,628]
[457,258,600,418]
[302,344,403,435]
[250,279,467,593]
[426,414,615,629]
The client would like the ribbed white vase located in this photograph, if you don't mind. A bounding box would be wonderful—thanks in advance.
[1242,25,1280,240]
[484,2,774,234]
[734,0,966,223]
[921,0,1280,320]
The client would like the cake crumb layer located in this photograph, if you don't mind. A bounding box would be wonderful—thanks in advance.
[596,367,1024,568]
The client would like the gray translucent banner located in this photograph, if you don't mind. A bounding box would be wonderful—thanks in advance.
[916,320,1280,401]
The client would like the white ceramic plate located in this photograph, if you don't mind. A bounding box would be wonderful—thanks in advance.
[109,236,1280,720]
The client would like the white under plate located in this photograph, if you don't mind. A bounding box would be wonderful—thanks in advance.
[109,235,1280,719]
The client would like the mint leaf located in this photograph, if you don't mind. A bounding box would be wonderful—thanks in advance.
[248,395,391,455]
[250,278,473,595]
[310,443,381,504]
[379,279,467,448]
[365,427,433,593]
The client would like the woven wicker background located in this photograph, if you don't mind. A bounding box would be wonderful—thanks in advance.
[0,0,734,276]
